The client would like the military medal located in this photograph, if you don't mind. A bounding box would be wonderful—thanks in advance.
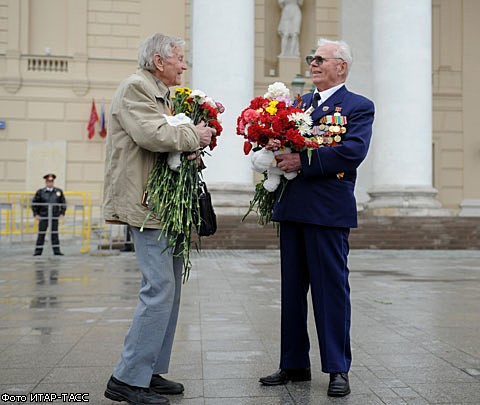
[315,107,348,147]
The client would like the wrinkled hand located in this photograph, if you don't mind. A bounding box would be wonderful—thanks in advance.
[196,121,216,148]
[275,153,302,173]
[186,151,206,169]
[265,139,281,151]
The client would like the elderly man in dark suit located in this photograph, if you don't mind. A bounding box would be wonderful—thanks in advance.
[259,38,375,397]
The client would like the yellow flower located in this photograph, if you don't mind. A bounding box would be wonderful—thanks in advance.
[265,100,279,115]
[184,101,193,113]
[174,87,192,97]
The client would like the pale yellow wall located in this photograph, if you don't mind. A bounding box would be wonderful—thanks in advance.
[29,0,68,55]
[0,0,8,53]
[431,0,479,208]
[462,0,480,202]
[0,0,189,203]
[432,0,463,208]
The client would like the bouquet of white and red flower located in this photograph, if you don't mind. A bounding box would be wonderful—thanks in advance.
[236,82,319,225]
[143,87,224,282]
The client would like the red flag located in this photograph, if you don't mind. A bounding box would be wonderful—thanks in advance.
[87,99,99,139]
[99,103,107,138]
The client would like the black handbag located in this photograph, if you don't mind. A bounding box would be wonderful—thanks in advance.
[194,180,217,237]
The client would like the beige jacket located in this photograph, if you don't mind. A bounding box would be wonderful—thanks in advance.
[103,69,199,228]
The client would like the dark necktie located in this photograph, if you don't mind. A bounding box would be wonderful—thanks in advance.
[312,93,321,109]
[165,91,172,111]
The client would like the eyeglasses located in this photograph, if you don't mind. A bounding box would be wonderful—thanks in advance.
[305,55,344,65]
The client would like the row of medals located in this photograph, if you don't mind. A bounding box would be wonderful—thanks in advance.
[313,112,347,146]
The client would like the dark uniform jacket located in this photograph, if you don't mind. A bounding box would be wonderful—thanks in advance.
[272,85,375,228]
[32,187,67,218]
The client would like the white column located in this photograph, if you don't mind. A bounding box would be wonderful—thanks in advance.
[367,0,448,215]
[340,0,374,209]
[191,0,255,214]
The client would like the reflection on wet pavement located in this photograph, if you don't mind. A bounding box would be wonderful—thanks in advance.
[0,248,479,404]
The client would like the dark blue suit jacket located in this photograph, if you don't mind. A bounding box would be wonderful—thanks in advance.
[272,85,374,228]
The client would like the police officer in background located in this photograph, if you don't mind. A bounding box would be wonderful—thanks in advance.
[32,173,67,256]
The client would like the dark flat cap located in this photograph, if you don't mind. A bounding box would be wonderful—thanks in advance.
[43,173,56,180]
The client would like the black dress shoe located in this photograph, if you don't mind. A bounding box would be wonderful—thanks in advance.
[327,373,350,397]
[150,375,184,395]
[259,368,311,386]
[104,376,169,404]
[54,252,64,256]
[33,252,42,256]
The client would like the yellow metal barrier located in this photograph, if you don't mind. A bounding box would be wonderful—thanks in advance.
[0,191,92,253]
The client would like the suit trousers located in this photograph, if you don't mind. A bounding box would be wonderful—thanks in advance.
[113,227,183,387]
[279,221,352,373]
[35,218,60,254]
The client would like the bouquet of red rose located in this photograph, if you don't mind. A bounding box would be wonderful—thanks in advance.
[143,87,224,282]
[236,82,319,225]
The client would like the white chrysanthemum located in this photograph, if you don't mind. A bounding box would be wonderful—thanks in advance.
[297,123,312,136]
[204,96,217,108]
[288,112,313,136]
[288,112,312,125]
[264,82,290,100]
[190,89,207,104]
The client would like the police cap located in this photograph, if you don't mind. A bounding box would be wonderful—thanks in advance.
[43,173,56,181]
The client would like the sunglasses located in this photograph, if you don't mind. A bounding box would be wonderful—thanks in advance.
[305,55,344,65]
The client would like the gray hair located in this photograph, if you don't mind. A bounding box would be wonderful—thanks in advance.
[317,38,353,74]
[138,33,185,71]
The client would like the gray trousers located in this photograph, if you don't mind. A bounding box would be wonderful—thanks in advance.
[113,227,183,387]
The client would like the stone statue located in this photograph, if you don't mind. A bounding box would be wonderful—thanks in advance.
[278,0,303,57]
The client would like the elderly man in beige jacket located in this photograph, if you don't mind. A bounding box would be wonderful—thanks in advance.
[103,33,214,405]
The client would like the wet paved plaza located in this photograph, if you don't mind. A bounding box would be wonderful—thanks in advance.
[0,247,479,404]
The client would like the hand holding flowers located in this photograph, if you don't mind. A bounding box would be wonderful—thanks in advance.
[236,82,319,225]
[237,82,318,192]
[143,87,224,282]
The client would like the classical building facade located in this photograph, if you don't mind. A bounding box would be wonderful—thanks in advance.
[1,0,479,216]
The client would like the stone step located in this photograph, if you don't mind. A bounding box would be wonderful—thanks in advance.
[197,215,480,250]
